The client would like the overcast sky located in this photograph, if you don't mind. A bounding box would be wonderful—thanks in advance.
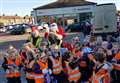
[0,0,120,16]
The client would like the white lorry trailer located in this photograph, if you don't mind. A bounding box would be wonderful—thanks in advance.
[93,3,117,34]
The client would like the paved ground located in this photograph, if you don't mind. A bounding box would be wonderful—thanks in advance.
[0,32,84,83]
[0,34,29,43]
[0,40,26,50]
[0,33,8,36]
[0,32,84,48]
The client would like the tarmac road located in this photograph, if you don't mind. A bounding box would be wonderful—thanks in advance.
[0,32,84,50]
[0,40,26,50]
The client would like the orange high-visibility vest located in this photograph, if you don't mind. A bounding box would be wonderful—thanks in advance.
[92,67,110,83]
[14,56,21,77]
[33,60,48,83]
[113,52,120,71]
[63,62,68,74]
[64,62,81,82]
[6,57,21,78]
[37,60,48,70]
[68,67,81,82]
[50,56,63,75]
[113,63,120,71]
[26,72,35,79]
[26,60,35,80]
[114,52,120,60]
[6,58,15,78]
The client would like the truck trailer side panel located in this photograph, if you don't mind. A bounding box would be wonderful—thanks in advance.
[94,3,117,34]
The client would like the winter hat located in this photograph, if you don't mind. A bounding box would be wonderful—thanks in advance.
[32,26,37,32]
[33,29,39,37]
[38,26,43,30]
[7,45,17,54]
[50,23,58,33]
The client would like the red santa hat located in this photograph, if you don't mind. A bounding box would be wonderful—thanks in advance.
[34,29,39,36]
[32,26,37,32]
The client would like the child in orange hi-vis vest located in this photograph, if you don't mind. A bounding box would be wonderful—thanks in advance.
[64,54,81,83]
[24,51,35,83]
[89,53,111,83]
[33,51,49,83]
[48,44,66,83]
[112,51,120,82]
[2,46,22,83]
[113,52,120,70]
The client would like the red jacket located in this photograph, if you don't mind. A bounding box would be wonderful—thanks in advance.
[57,26,65,37]
[62,41,75,52]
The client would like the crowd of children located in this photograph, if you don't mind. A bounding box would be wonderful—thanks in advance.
[0,22,120,83]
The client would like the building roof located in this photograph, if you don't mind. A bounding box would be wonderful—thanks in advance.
[97,3,115,6]
[0,16,32,19]
[0,16,22,19]
[34,0,96,10]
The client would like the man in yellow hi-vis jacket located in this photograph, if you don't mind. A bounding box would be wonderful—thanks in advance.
[28,29,42,48]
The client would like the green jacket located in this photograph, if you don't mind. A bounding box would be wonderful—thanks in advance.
[28,36,42,48]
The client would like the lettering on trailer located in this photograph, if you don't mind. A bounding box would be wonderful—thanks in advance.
[73,8,91,12]
[36,5,94,16]
[38,8,91,15]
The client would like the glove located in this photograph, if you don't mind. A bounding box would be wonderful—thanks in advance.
[42,68,49,74]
